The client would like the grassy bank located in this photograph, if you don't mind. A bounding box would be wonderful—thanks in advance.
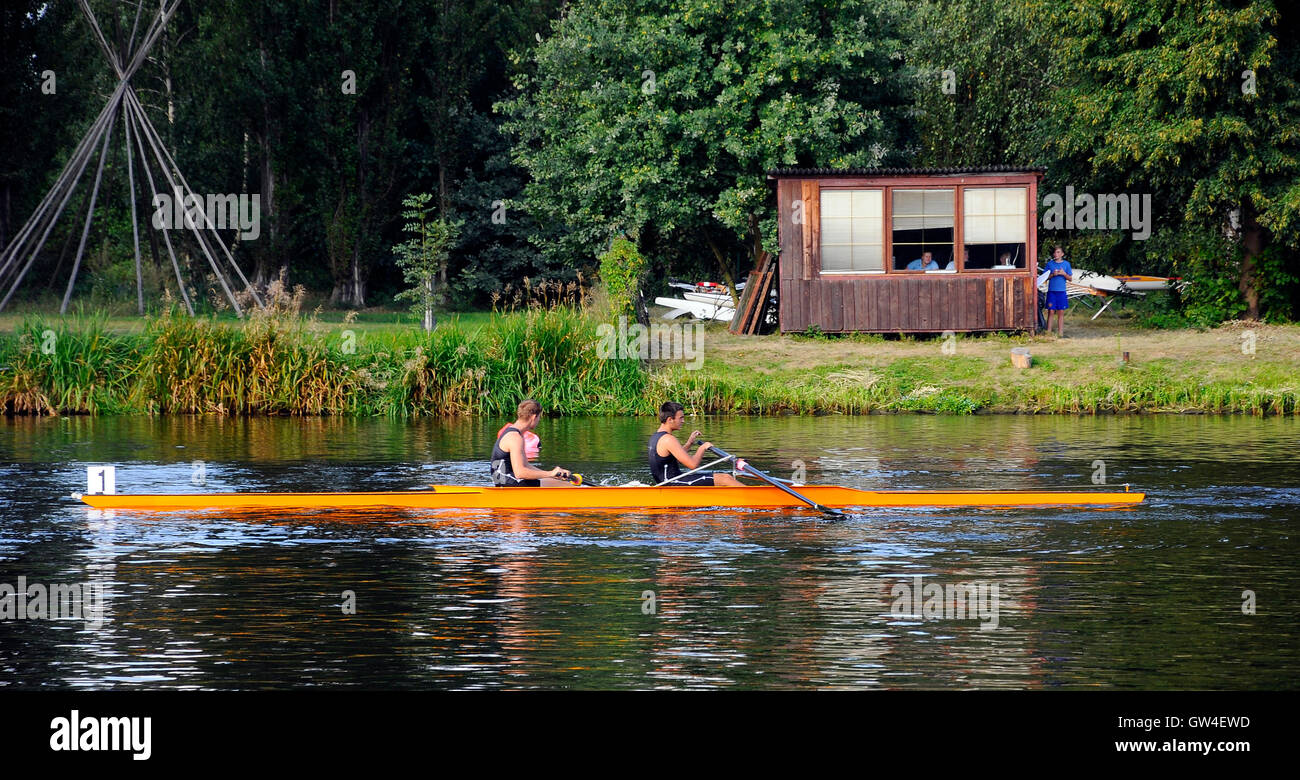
[0,308,644,416]
[676,313,1299,415]
[1,307,1297,416]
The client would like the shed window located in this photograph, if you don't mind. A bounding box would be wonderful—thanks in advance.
[891,189,954,270]
[820,189,883,272]
[963,187,1027,269]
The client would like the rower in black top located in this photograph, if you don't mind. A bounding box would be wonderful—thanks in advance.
[648,402,742,487]
[489,399,578,488]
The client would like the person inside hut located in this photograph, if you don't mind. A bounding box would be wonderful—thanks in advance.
[906,251,939,271]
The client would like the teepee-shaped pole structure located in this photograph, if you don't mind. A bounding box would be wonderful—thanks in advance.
[0,0,264,316]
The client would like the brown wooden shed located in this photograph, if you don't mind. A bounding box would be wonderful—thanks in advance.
[769,167,1045,334]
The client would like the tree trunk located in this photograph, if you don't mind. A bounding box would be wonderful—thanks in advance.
[1240,205,1262,321]
[252,42,278,289]
[424,275,434,331]
[348,240,367,307]
[438,165,448,292]
[748,214,770,272]
[1,183,9,251]
[702,231,740,306]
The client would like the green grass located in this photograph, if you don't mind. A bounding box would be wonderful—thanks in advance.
[2,305,1296,417]
[1,306,647,416]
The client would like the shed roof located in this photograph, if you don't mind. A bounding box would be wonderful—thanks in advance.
[767,165,1045,177]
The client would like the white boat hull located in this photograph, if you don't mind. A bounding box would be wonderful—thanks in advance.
[654,296,736,321]
[683,291,733,305]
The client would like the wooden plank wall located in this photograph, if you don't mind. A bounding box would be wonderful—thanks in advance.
[779,272,1037,334]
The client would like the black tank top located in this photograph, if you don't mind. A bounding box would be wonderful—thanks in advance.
[648,431,680,484]
[491,426,524,484]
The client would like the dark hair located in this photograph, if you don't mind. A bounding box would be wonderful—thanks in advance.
[659,401,684,423]
[517,398,541,419]
[1053,245,1064,252]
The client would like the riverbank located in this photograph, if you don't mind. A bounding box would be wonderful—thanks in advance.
[677,314,1299,414]
[1,307,1296,416]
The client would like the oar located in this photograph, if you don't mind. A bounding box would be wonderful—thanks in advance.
[708,445,843,517]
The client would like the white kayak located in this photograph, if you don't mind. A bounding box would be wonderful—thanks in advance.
[1039,268,1139,295]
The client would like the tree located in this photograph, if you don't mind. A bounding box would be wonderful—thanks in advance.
[500,0,913,288]
[393,192,460,331]
[1033,0,1300,321]
[906,0,1049,167]
[410,0,563,308]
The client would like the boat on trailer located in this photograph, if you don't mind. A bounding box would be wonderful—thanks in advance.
[76,483,1145,512]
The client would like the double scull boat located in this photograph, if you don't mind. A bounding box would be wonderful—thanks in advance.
[76,483,1145,512]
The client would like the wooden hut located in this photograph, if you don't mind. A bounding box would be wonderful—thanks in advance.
[769,167,1045,333]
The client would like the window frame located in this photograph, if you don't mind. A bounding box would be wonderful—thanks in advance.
[818,188,886,274]
[889,188,956,273]
[960,186,1029,273]
[816,182,1033,276]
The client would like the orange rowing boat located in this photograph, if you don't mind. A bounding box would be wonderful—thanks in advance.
[76,483,1145,511]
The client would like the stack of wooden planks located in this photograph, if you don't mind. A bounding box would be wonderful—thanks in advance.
[729,254,776,335]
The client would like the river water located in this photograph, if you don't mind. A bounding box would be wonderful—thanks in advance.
[0,414,1295,689]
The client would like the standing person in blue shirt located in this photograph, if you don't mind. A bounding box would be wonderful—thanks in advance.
[1043,245,1073,337]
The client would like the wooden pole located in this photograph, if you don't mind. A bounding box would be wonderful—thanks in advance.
[124,115,144,315]
[0,101,118,312]
[0,0,179,310]
[127,108,192,316]
[62,106,118,314]
[126,96,242,317]
[0,97,115,286]
[125,90,264,311]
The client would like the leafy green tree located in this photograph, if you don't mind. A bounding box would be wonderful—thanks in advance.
[393,192,461,330]
[907,0,1049,167]
[500,0,913,287]
[411,0,563,308]
[597,236,649,321]
[1033,0,1300,321]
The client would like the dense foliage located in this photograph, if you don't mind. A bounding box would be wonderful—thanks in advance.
[597,237,649,319]
[0,0,1295,322]
[500,0,913,285]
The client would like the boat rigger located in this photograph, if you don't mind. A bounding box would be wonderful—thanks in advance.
[76,483,1145,512]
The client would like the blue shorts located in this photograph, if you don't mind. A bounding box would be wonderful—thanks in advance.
[1045,290,1069,310]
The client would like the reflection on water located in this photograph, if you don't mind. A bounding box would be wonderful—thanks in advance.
[0,415,1296,689]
